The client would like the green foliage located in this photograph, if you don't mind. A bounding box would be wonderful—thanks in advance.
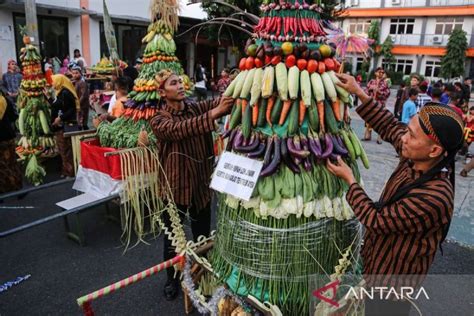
[381,35,395,71]
[440,29,468,79]
[367,20,380,49]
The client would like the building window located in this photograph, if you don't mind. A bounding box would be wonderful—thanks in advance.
[348,19,372,34]
[13,14,69,62]
[435,17,463,35]
[389,18,415,35]
[385,59,413,75]
[424,60,441,78]
[356,57,364,72]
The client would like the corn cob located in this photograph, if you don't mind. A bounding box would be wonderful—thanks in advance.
[275,62,288,101]
[250,68,264,106]
[261,66,275,98]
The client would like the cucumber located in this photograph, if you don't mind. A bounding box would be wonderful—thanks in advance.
[287,99,300,136]
[271,97,283,125]
[257,98,268,127]
[349,129,362,158]
[229,99,242,129]
[324,99,339,134]
[308,98,320,133]
[241,101,252,139]
[341,129,356,161]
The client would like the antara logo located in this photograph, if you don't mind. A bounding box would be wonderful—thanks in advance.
[313,280,430,308]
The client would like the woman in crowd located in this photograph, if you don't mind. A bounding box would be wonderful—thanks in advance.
[44,74,79,178]
[363,67,390,143]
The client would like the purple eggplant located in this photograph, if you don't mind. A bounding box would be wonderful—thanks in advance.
[329,153,339,161]
[260,137,281,177]
[222,129,232,139]
[331,134,348,156]
[300,136,313,171]
[262,136,274,168]
[247,143,266,158]
[232,130,244,150]
[308,135,322,159]
[281,138,301,173]
[321,134,333,159]
[303,157,312,171]
[287,136,310,159]
[226,129,238,151]
[235,134,260,153]
[234,136,260,153]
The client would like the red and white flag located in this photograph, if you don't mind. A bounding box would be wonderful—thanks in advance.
[73,139,123,198]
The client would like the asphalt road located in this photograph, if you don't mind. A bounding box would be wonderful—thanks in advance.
[1,94,473,315]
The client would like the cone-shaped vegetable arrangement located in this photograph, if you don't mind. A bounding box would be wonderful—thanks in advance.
[16,32,55,186]
[97,0,193,149]
[210,1,366,314]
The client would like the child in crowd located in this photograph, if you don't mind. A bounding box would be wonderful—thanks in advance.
[401,88,418,124]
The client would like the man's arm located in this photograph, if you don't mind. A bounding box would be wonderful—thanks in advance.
[151,97,234,141]
[336,73,407,153]
[346,181,453,235]
[78,81,88,105]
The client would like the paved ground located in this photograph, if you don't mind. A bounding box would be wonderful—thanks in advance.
[0,91,473,315]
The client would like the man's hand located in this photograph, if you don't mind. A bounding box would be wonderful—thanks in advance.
[326,156,356,186]
[335,73,372,105]
[211,96,234,119]
[99,113,109,122]
[43,88,51,99]
[52,117,61,127]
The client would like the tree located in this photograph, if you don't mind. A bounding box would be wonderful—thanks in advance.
[440,29,468,79]
[381,35,395,71]
[364,20,380,80]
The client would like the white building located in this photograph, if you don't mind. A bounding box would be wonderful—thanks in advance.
[340,0,474,80]
[0,0,237,78]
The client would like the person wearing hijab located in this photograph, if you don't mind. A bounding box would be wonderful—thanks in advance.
[327,73,464,316]
[0,89,22,193]
[44,74,79,177]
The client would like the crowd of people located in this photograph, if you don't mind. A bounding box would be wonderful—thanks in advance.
[355,67,473,177]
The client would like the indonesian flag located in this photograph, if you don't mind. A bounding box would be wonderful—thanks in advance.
[73,139,124,198]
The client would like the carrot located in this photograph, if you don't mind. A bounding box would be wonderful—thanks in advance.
[241,99,248,117]
[252,102,259,127]
[317,100,325,133]
[266,96,275,126]
[332,99,342,122]
[299,99,306,126]
[279,100,292,125]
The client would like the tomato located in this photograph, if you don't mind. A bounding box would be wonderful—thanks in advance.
[296,59,308,71]
[239,58,247,70]
[254,58,263,68]
[324,58,335,71]
[265,55,272,65]
[285,55,296,68]
[271,56,281,66]
[245,57,255,69]
[307,59,318,74]
[317,61,326,74]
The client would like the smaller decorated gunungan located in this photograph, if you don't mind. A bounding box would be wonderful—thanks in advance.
[16,30,55,186]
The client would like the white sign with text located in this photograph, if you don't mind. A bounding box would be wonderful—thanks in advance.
[210,151,263,201]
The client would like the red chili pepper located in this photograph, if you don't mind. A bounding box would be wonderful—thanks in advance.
[276,17,282,36]
[284,16,289,36]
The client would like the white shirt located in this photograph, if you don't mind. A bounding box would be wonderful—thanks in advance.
[74,56,87,68]
[107,94,117,114]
